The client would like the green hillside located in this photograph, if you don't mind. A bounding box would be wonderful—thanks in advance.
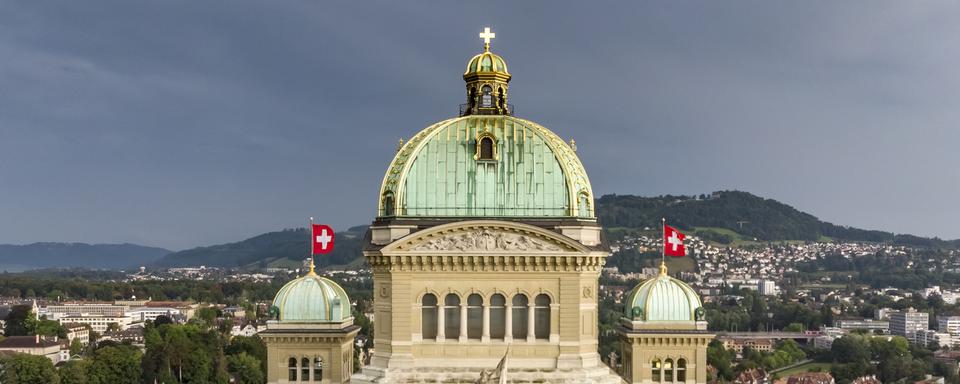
[597,191,959,247]
[156,226,366,269]
[154,191,959,269]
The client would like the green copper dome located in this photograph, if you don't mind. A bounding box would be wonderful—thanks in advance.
[465,51,509,76]
[378,115,595,219]
[624,265,703,322]
[272,272,351,323]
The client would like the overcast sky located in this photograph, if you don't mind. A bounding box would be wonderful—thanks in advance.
[1,1,958,250]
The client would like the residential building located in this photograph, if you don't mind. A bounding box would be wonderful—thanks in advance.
[0,335,62,364]
[63,323,90,346]
[835,318,889,334]
[57,314,131,333]
[889,309,929,344]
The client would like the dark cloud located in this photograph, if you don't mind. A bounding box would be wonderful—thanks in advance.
[1,1,957,249]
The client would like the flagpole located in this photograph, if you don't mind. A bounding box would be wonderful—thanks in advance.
[308,216,315,275]
[661,217,666,268]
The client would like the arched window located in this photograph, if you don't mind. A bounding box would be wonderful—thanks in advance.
[578,192,591,217]
[314,357,323,381]
[512,294,529,338]
[444,294,461,340]
[651,359,661,382]
[664,358,674,382]
[288,357,298,381]
[489,294,506,339]
[481,85,493,107]
[479,137,494,160]
[301,357,310,382]
[534,294,551,339]
[497,87,505,110]
[421,294,438,340]
[467,294,483,340]
[676,358,686,382]
[381,192,394,217]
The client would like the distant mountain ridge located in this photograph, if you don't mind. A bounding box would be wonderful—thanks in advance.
[0,242,171,271]
[597,190,960,248]
[155,226,366,269]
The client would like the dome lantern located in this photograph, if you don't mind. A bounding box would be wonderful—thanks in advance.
[461,27,512,116]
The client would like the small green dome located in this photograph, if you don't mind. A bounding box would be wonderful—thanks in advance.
[624,265,703,322]
[465,51,509,76]
[272,272,351,323]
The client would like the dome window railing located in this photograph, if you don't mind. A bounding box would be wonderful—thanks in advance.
[459,103,514,116]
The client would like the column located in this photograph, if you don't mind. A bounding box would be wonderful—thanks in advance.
[527,304,536,342]
[504,304,513,342]
[482,304,490,343]
[460,302,468,342]
[437,303,445,342]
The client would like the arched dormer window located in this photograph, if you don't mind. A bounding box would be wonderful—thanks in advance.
[475,132,497,161]
[480,85,494,108]
[381,191,395,217]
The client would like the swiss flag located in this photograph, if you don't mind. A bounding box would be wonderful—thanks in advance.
[663,224,686,257]
[312,224,335,255]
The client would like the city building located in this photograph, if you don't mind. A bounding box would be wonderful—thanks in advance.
[350,28,624,384]
[42,303,127,319]
[57,314,131,333]
[0,335,62,363]
[783,372,835,384]
[835,318,889,334]
[758,280,778,296]
[261,260,359,383]
[938,316,960,347]
[63,323,90,346]
[889,309,929,344]
[618,263,714,383]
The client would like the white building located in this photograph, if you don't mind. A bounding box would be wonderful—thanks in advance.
[758,280,778,296]
[889,309,929,344]
[57,314,131,333]
[127,307,181,323]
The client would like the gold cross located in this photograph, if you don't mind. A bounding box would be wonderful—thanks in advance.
[479,27,496,51]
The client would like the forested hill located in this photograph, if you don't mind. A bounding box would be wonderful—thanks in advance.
[155,226,366,269]
[597,191,959,248]
[0,243,171,271]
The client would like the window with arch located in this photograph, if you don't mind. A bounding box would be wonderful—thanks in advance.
[497,87,505,110]
[512,294,529,338]
[664,358,674,382]
[467,294,483,339]
[381,191,394,217]
[301,357,310,381]
[288,357,298,381]
[676,358,686,382]
[421,294,438,340]
[481,85,493,107]
[489,294,506,339]
[578,192,591,217]
[314,357,323,381]
[477,135,495,161]
[444,294,461,340]
[534,294,551,339]
[651,359,661,381]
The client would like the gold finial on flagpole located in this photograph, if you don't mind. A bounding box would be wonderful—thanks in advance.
[308,216,317,276]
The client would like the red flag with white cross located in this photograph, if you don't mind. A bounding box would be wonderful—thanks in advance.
[663,224,686,257]
[312,224,335,255]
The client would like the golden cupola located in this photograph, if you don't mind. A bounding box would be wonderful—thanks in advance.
[461,27,513,116]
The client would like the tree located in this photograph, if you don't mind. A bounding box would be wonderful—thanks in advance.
[707,340,734,380]
[69,338,85,357]
[226,352,264,384]
[87,345,142,384]
[153,315,174,327]
[0,353,60,384]
[831,334,871,364]
[58,360,91,384]
[4,305,35,336]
